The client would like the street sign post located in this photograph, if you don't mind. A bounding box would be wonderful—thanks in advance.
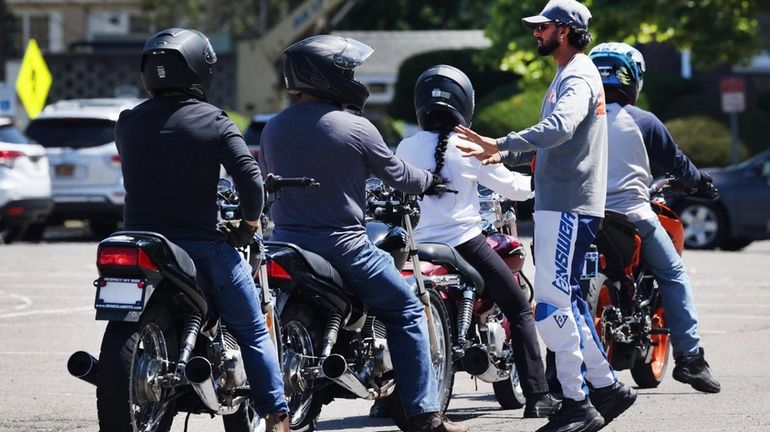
[15,39,52,119]
[721,76,745,165]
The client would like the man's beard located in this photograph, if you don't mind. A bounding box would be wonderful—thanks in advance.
[537,31,560,56]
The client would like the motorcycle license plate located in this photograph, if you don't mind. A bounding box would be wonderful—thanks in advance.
[581,251,599,280]
[95,278,146,311]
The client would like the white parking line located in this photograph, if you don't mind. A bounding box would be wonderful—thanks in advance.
[0,290,33,311]
[0,306,93,319]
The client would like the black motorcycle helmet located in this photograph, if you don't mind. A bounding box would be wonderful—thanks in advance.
[140,28,217,100]
[283,35,373,113]
[414,64,475,132]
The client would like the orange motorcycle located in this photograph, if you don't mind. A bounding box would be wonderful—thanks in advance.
[581,178,693,388]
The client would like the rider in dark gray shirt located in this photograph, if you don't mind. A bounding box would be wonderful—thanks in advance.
[261,98,430,257]
[260,35,467,432]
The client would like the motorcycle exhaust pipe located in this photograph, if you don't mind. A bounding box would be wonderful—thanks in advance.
[67,351,99,386]
[321,354,374,399]
[184,356,240,415]
[462,345,510,383]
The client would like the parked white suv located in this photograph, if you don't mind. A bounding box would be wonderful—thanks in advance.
[25,98,142,238]
[0,117,53,243]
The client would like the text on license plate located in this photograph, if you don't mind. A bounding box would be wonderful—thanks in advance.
[95,278,145,310]
[55,164,75,177]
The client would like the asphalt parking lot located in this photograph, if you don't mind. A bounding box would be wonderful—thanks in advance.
[1,233,769,431]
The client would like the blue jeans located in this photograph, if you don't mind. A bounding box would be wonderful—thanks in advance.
[327,241,439,417]
[175,239,289,416]
[634,217,701,357]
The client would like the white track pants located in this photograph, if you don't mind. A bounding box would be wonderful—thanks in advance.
[533,210,616,401]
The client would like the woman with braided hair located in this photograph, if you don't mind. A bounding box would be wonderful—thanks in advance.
[395,64,560,418]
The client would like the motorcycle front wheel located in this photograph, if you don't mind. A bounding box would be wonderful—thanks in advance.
[389,289,454,430]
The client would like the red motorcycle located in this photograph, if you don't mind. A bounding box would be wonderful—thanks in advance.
[400,187,534,409]
[581,177,715,388]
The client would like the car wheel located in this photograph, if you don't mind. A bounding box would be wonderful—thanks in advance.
[676,200,725,250]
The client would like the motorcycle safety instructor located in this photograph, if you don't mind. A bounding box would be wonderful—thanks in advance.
[259,35,467,432]
[453,1,637,431]
[115,28,289,431]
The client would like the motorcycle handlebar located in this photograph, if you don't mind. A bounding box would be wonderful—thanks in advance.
[265,174,320,193]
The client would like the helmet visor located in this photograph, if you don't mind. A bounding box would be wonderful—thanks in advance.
[333,39,374,70]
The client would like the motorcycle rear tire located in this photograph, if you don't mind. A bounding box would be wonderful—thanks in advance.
[492,366,526,409]
[97,319,176,432]
[281,303,324,432]
[630,306,670,388]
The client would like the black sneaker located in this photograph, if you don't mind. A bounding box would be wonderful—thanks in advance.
[673,348,721,393]
[405,412,469,432]
[369,398,391,418]
[524,392,562,418]
[589,381,637,425]
[534,397,604,432]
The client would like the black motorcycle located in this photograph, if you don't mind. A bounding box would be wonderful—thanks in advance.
[263,178,453,431]
[66,177,308,432]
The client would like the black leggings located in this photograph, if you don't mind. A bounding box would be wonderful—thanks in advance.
[454,233,549,396]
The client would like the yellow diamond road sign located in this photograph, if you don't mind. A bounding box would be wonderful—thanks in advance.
[15,39,53,119]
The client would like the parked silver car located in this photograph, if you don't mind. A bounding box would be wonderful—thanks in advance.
[25,98,142,238]
[0,117,53,243]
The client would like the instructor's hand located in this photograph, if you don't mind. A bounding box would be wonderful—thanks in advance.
[453,125,501,165]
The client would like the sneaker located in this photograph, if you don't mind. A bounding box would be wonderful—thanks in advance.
[265,412,290,432]
[405,412,469,432]
[369,398,391,418]
[534,397,604,432]
[524,392,562,418]
[672,348,721,393]
[589,381,637,425]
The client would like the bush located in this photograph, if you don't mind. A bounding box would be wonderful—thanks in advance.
[664,115,749,167]
[472,83,546,138]
[389,48,518,122]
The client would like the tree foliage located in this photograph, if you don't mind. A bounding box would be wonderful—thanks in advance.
[336,1,490,30]
[485,0,770,85]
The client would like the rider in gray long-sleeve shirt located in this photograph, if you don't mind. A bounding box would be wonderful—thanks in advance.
[259,35,467,432]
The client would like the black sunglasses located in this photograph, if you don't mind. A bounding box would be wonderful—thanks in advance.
[534,21,565,32]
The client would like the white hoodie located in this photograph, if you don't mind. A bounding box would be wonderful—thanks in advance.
[396,131,534,247]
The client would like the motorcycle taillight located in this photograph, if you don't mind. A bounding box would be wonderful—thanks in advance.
[98,246,159,271]
[266,260,292,280]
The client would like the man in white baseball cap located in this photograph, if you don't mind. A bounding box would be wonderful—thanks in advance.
[455,1,638,431]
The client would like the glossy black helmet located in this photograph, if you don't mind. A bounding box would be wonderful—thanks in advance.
[589,42,645,104]
[283,35,373,112]
[140,28,217,100]
[414,64,475,132]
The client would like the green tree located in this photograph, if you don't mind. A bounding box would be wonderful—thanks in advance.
[485,0,769,85]
[336,1,490,30]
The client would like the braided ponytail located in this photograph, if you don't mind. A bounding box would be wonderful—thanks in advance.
[433,129,450,176]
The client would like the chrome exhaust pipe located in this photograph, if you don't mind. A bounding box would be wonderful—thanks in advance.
[462,345,510,383]
[321,354,374,399]
[67,351,99,386]
[184,356,241,415]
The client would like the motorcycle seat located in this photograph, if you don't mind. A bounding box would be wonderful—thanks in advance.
[417,243,485,292]
[266,241,347,292]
